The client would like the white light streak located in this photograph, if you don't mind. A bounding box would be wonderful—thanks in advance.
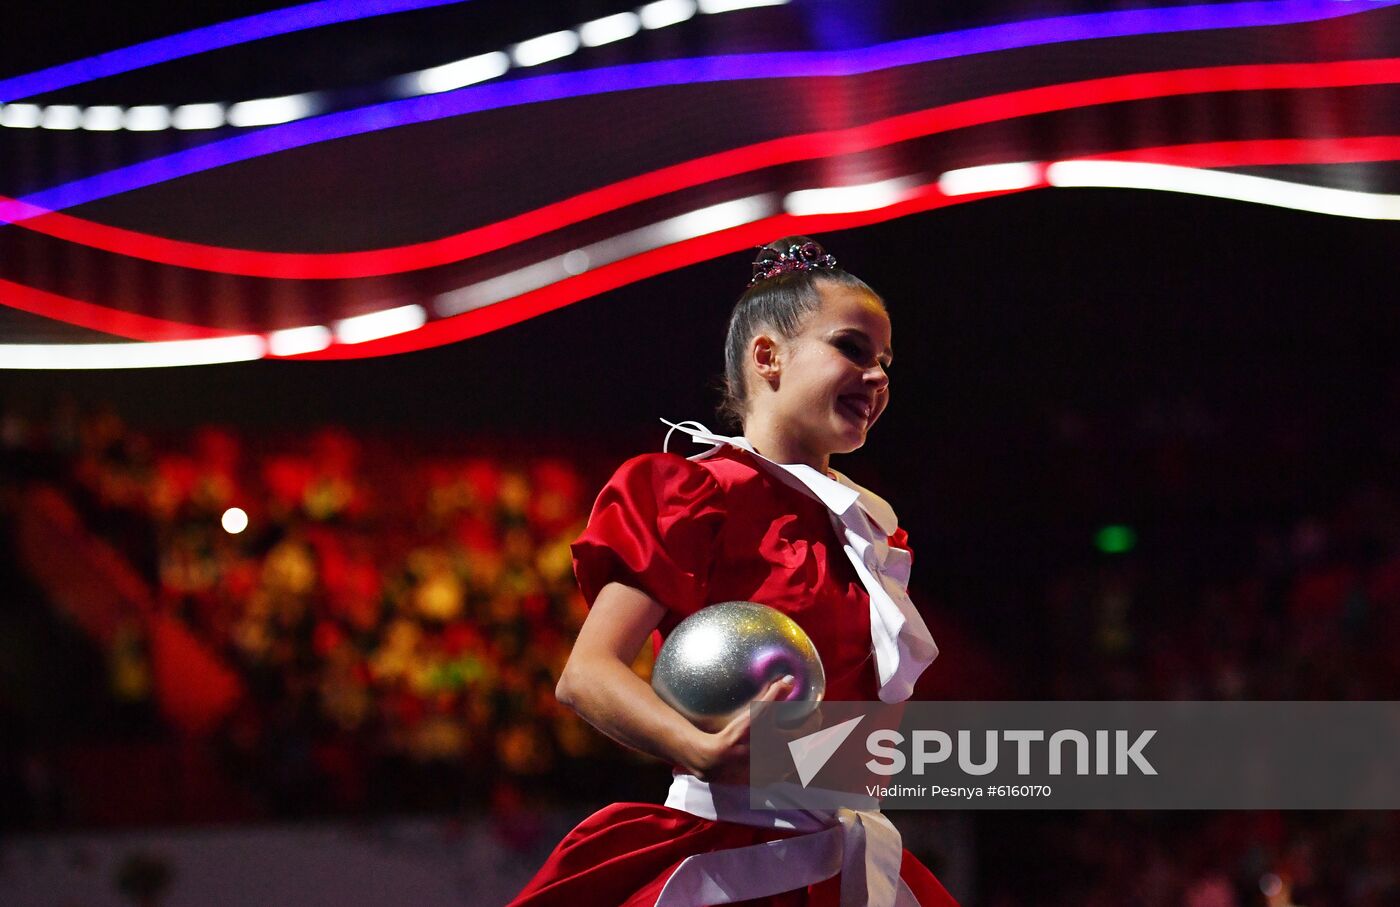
[267,325,333,356]
[561,250,591,275]
[1046,160,1400,220]
[413,51,511,94]
[333,304,426,344]
[639,0,698,30]
[221,507,249,534]
[81,106,124,131]
[698,0,789,12]
[1,104,41,128]
[938,162,1042,196]
[437,259,574,315]
[435,194,774,316]
[578,11,641,46]
[124,105,172,131]
[783,177,919,215]
[657,195,772,242]
[227,94,315,127]
[40,105,81,130]
[172,103,226,130]
[6,0,765,134]
[511,30,581,68]
[0,336,266,370]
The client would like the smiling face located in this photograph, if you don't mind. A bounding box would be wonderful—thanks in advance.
[748,280,892,465]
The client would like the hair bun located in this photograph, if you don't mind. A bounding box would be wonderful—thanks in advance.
[749,238,838,287]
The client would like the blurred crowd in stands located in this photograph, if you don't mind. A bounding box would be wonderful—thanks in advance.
[0,399,659,827]
[3,394,1400,905]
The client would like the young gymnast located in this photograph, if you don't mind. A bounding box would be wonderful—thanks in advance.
[508,237,957,906]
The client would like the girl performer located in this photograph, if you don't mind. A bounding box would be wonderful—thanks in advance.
[508,237,958,906]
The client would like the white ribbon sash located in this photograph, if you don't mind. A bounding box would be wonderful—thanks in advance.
[660,419,938,704]
[656,774,920,907]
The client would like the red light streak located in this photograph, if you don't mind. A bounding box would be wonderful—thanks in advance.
[2,59,1397,280]
[0,277,240,341]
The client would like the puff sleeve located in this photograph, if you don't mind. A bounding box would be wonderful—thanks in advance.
[571,453,727,619]
[889,525,913,567]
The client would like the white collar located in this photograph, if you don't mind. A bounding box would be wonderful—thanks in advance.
[661,419,899,536]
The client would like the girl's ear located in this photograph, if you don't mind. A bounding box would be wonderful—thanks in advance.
[751,333,780,384]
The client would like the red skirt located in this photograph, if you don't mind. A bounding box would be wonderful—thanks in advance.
[507,802,960,907]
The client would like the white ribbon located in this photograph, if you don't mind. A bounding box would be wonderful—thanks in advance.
[660,419,938,704]
[656,774,920,907]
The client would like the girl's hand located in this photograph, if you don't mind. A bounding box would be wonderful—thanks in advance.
[687,675,795,784]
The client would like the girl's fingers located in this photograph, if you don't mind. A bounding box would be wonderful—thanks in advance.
[756,674,796,702]
[719,675,798,745]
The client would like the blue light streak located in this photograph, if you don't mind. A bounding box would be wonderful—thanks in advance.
[13,0,1399,215]
[0,0,473,102]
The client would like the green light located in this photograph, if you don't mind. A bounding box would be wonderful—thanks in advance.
[1095,525,1136,554]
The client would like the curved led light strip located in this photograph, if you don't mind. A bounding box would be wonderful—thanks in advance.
[0,0,1388,133]
[0,0,476,103]
[5,59,1399,278]
[282,161,1400,361]
[0,276,241,341]
[0,336,267,369]
[1046,160,1400,218]
[2,151,1395,368]
[5,0,1399,216]
[0,0,786,132]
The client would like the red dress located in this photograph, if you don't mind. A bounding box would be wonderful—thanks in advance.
[508,448,958,907]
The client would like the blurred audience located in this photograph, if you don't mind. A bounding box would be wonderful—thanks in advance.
[0,401,655,825]
[3,394,1400,904]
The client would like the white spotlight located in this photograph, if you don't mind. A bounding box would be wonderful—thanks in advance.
[414,51,511,94]
[435,258,572,315]
[578,12,642,46]
[172,103,226,130]
[124,105,172,131]
[561,250,591,275]
[81,106,124,131]
[333,304,427,344]
[639,0,698,30]
[1047,160,1400,220]
[658,195,772,242]
[0,336,266,370]
[1,104,42,128]
[267,325,333,357]
[698,0,789,12]
[40,106,82,130]
[511,31,581,67]
[783,177,918,215]
[227,94,315,127]
[221,507,249,534]
[937,162,1042,196]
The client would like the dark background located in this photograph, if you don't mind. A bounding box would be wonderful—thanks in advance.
[4,3,1400,905]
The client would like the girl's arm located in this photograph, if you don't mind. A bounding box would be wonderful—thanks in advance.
[555,581,791,783]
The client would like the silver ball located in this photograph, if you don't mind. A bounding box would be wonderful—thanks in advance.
[652,601,825,731]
